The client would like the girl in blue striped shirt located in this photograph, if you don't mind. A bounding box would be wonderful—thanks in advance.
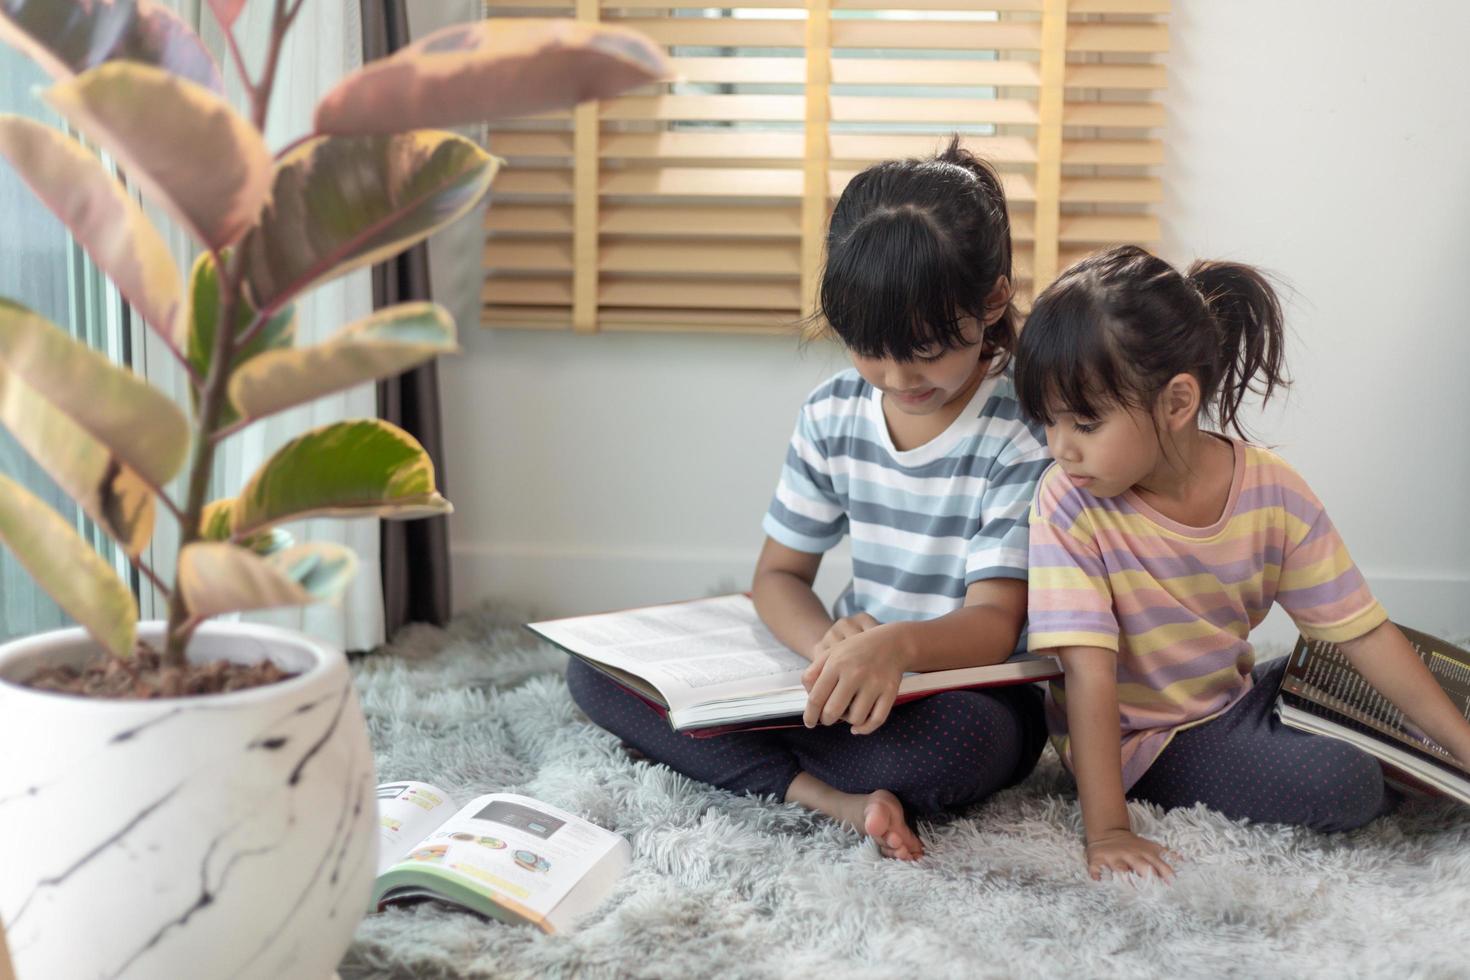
[569,139,1052,859]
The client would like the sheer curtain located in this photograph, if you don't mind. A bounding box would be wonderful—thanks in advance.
[0,45,129,644]
[140,0,385,651]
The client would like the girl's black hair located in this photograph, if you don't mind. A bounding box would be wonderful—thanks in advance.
[813,135,1016,364]
[1014,244,1289,441]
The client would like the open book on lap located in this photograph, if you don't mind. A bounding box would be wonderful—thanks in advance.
[372,782,631,933]
[1275,625,1470,806]
[528,593,1060,735]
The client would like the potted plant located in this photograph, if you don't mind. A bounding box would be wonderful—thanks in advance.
[0,2,667,977]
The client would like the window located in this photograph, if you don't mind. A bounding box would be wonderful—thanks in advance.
[0,46,133,642]
[479,0,1167,334]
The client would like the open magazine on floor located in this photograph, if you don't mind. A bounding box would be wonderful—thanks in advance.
[1275,625,1470,805]
[528,593,1061,735]
[372,782,631,933]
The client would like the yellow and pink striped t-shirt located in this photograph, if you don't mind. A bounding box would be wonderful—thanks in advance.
[1027,438,1386,789]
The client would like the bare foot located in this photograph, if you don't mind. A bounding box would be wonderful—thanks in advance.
[785,773,925,860]
[862,790,924,861]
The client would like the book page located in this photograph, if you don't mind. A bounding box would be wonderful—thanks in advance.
[376,781,459,875]
[530,595,810,712]
[379,793,626,926]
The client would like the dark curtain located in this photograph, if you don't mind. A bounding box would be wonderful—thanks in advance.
[362,0,452,635]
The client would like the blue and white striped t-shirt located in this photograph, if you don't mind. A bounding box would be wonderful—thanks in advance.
[763,364,1051,624]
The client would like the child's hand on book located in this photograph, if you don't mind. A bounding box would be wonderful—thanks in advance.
[809,613,882,666]
[1083,829,1176,883]
[802,622,905,734]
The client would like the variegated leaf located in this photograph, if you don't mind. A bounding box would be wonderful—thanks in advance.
[186,251,295,429]
[0,0,222,92]
[230,419,451,539]
[242,132,497,314]
[0,365,154,555]
[0,472,137,658]
[314,19,670,135]
[205,0,247,30]
[0,299,189,487]
[179,541,357,619]
[229,302,455,422]
[44,62,271,250]
[0,114,183,346]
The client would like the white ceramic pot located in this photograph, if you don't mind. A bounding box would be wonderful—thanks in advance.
[0,622,378,980]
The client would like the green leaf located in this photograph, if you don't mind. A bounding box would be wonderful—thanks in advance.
[242,132,498,314]
[200,498,294,556]
[0,114,183,346]
[179,541,357,620]
[0,299,189,487]
[186,251,296,429]
[229,302,455,423]
[313,19,670,136]
[0,365,154,556]
[201,498,234,541]
[0,0,222,92]
[230,420,452,539]
[0,472,137,659]
[43,62,271,250]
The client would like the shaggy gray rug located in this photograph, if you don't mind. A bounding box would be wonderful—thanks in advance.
[340,608,1470,980]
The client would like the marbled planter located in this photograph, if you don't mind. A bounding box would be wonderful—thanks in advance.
[0,622,378,980]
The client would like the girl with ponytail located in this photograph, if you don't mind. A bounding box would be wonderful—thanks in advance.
[1015,245,1470,880]
[568,138,1053,860]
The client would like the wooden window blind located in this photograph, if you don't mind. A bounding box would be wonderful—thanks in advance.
[479,0,1168,334]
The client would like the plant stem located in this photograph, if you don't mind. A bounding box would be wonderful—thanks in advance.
[219,19,256,99]
[139,474,186,525]
[253,0,304,132]
[175,347,205,391]
[161,243,244,665]
[160,4,296,667]
[209,415,249,445]
[130,555,171,600]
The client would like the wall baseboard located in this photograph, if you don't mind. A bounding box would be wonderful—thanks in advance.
[452,544,1470,645]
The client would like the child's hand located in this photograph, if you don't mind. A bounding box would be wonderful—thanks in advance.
[802,626,905,734]
[807,613,882,677]
[1083,830,1176,883]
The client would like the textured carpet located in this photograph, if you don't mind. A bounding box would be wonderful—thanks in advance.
[340,608,1470,980]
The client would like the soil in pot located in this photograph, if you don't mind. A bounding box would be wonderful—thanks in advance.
[20,644,293,699]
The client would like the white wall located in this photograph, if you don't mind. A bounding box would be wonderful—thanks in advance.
[433,0,1470,644]
[1156,0,1470,644]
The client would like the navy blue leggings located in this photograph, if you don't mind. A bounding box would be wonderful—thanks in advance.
[1127,658,1392,832]
[566,657,1048,817]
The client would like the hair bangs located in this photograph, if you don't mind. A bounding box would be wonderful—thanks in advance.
[1015,277,1135,426]
[818,205,980,361]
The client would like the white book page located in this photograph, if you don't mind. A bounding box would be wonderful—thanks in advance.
[1279,706,1470,806]
[376,781,459,876]
[530,595,810,713]
[385,793,627,924]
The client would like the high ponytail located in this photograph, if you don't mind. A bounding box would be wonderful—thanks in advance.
[1015,244,1292,442]
[1185,261,1290,440]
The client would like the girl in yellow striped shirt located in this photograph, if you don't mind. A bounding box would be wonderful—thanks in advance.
[1014,245,1470,881]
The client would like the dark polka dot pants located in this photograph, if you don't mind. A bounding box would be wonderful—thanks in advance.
[1127,658,1392,832]
[565,656,1049,817]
